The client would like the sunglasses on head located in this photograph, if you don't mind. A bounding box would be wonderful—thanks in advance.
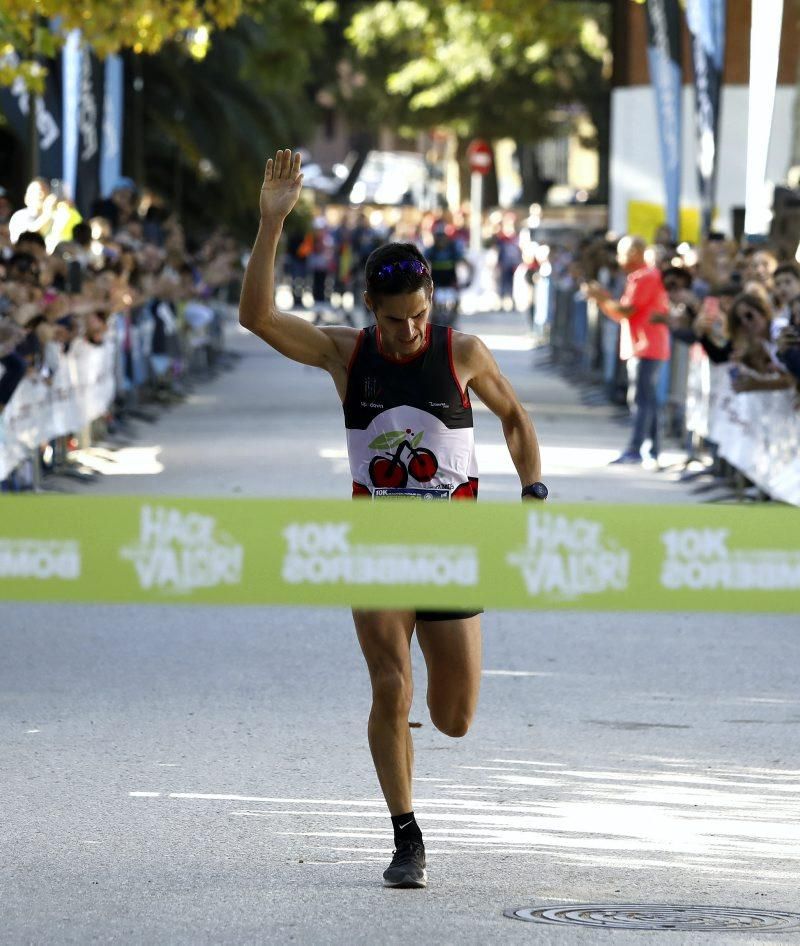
[373,260,429,281]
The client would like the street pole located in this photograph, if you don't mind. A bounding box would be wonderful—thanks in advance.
[26,15,43,182]
[132,54,145,187]
[470,171,482,255]
[27,97,40,181]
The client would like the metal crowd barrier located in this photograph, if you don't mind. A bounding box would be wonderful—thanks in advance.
[0,297,234,490]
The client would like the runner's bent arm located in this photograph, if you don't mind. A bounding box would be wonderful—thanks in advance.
[456,335,542,486]
[239,150,354,373]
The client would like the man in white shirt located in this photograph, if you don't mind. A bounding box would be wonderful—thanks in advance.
[9,179,55,245]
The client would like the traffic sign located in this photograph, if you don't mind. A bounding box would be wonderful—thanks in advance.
[467,139,492,175]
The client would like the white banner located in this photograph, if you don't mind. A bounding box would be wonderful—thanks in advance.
[685,343,711,438]
[709,364,800,505]
[0,335,116,480]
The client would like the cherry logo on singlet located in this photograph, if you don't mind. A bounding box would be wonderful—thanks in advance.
[368,429,439,489]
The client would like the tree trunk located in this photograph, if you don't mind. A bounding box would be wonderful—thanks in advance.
[793,38,800,169]
[335,130,375,201]
[586,91,611,204]
[483,144,499,208]
[456,135,469,204]
[516,141,550,205]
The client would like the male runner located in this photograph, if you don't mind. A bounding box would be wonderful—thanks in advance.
[426,221,473,327]
[239,150,546,889]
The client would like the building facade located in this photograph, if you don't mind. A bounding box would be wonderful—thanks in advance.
[610,0,798,240]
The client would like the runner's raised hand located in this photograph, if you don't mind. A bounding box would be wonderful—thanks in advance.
[260,149,303,222]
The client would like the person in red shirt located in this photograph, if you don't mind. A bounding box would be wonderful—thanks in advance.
[586,235,670,464]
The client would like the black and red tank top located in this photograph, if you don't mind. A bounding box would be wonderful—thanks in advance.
[343,323,478,500]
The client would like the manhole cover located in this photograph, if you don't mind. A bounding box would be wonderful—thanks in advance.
[504,904,800,932]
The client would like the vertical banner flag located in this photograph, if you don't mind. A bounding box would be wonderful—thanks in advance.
[39,53,64,181]
[744,0,784,237]
[100,54,124,198]
[686,0,726,237]
[645,0,683,238]
[76,42,104,215]
[62,30,82,202]
[0,50,62,180]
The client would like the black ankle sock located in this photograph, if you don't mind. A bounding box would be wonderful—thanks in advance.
[391,811,423,847]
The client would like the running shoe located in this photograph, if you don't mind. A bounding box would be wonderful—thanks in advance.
[608,450,642,465]
[382,841,427,888]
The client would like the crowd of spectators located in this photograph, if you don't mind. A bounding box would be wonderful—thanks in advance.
[278,203,522,321]
[5,169,795,498]
[276,200,799,499]
[538,223,800,497]
[0,176,241,487]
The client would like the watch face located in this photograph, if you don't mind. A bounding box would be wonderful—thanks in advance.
[524,482,548,499]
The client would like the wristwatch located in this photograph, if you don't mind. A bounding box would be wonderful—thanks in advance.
[521,482,548,500]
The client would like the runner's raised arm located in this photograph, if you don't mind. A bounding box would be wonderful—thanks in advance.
[238,149,355,376]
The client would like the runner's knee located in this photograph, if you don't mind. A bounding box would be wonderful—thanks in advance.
[430,707,473,738]
[371,668,413,718]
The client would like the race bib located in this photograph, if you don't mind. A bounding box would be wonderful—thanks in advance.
[372,487,451,501]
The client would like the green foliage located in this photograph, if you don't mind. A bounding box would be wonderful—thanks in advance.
[134,1,326,238]
[0,0,331,88]
[341,0,610,142]
[0,1,256,91]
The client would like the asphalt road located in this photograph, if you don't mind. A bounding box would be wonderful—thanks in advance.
[4,310,799,944]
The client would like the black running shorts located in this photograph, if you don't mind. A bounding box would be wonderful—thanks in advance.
[415,609,483,622]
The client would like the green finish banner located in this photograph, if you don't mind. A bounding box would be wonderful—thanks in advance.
[0,497,797,612]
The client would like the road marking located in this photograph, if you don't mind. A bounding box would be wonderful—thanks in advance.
[168,793,388,805]
[458,766,515,771]
[129,791,162,797]
[490,759,566,767]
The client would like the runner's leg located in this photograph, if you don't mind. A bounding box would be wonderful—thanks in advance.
[353,608,416,814]
[415,615,482,737]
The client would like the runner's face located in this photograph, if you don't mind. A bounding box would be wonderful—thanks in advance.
[370,289,431,359]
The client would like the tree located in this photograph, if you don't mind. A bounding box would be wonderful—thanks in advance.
[0,1,251,92]
[128,1,329,238]
[341,0,612,202]
[0,1,332,236]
